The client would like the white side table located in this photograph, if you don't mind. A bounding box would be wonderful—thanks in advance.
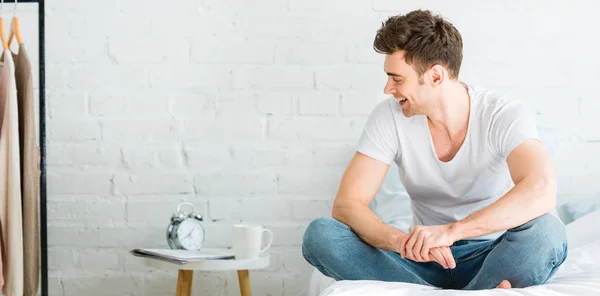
[143,255,270,296]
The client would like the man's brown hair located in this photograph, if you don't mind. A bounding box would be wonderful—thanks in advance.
[373,10,463,80]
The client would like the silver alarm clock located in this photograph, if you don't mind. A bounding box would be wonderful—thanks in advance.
[166,202,205,251]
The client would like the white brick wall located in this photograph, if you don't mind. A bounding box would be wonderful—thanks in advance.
[44,0,600,295]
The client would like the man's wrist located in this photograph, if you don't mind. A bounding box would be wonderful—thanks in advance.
[449,221,464,242]
[392,230,407,253]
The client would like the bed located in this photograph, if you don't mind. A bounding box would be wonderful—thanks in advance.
[307,207,600,296]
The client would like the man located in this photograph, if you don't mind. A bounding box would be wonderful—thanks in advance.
[301,10,567,290]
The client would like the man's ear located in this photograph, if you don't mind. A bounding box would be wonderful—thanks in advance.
[429,64,445,86]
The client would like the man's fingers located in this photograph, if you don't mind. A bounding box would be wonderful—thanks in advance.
[440,247,456,269]
[413,232,425,262]
[404,252,416,262]
[429,248,447,269]
[421,236,431,261]
[399,235,408,258]
[417,232,430,262]
[422,248,431,262]
[405,230,419,261]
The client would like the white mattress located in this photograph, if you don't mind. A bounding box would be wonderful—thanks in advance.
[309,209,600,296]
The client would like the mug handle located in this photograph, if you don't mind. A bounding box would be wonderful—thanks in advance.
[259,228,273,255]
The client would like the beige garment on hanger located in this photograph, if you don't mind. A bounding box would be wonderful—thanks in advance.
[13,44,39,296]
[0,49,24,296]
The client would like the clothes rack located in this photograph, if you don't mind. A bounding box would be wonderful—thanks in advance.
[1,0,45,295]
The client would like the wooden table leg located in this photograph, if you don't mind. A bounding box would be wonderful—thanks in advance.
[176,270,194,296]
[237,270,252,296]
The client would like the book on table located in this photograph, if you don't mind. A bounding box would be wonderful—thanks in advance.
[130,248,234,265]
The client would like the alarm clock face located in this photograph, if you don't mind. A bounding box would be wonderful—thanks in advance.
[176,218,205,250]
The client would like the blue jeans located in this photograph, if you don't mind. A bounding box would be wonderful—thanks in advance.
[302,214,568,290]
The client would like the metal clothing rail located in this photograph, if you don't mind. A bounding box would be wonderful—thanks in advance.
[2,0,46,295]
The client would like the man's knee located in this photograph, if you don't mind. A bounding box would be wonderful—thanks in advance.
[511,213,565,237]
[302,217,351,262]
[509,214,568,266]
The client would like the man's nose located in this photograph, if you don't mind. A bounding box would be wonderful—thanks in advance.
[384,82,394,94]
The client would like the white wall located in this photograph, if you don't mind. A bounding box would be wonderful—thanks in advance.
[45,0,600,295]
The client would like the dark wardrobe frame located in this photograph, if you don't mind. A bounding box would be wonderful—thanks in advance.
[4,0,46,295]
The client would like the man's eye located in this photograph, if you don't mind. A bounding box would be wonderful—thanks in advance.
[393,79,402,83]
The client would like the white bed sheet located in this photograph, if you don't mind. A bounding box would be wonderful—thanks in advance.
[310,209,600,296]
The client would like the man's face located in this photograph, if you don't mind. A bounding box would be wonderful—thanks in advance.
[383,51,434,117]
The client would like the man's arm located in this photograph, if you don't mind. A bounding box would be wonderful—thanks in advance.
[332,152,405,252]
[450,138,557,240]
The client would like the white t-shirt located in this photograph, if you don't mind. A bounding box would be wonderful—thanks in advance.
[357,83,539,240]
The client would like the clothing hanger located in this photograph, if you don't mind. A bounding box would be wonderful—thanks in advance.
[0,0,8,50]
[7,0,21,47]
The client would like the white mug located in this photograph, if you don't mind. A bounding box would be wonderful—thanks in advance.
[232,224,273,260]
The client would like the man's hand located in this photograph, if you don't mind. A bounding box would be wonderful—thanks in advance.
[399,224,458,264]
[397,231,457,269]
[399,244,456,269]
[428,247,456,269]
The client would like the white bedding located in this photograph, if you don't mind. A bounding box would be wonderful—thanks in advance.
[310,209,600,296]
